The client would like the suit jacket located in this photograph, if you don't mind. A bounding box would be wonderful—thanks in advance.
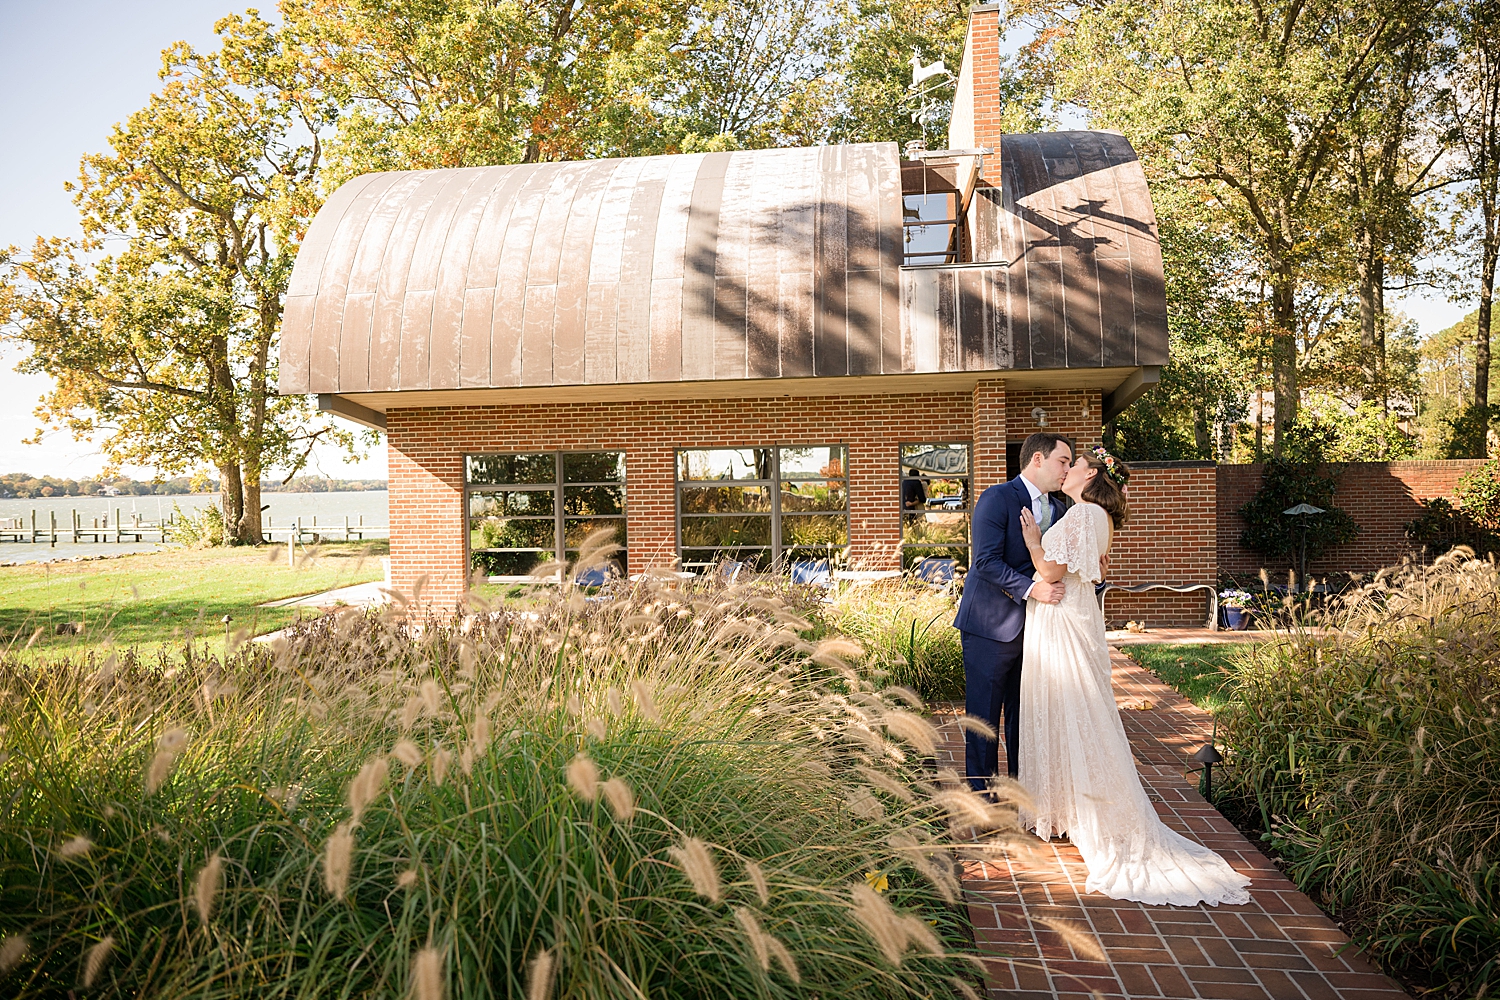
[953,477,1068,643]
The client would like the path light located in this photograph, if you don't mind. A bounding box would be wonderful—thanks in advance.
[222,614,233,643]
[1193,743,1223,799]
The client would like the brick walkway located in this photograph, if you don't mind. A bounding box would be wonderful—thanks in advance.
[936,648,1411,1000]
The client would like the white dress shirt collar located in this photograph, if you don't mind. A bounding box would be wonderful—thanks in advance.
[1018,472,1046,503]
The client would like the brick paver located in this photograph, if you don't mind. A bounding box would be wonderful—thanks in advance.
[935,648,1410,1000]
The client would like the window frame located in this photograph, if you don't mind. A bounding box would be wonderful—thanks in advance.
[898,441,973,570]
[674,445,850,573]
[464,450,626,582]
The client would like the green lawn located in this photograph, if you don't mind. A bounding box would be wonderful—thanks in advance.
[1123,642,1248,712]
[0,540,386,660]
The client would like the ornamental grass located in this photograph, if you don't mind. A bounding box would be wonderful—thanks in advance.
[1215,548,1500,997]
[820,582,964,700]
[0,572,1013,999]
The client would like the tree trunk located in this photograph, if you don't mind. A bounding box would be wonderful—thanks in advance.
[1193,403,1211,457]
[239,464,264,544]
[1269,273,1299,457]
[1357,232,1384,405]
[219,462,244,545]
[1477,198,1496,456]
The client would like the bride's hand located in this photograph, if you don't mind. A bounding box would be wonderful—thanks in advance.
[1019,508,1042,548]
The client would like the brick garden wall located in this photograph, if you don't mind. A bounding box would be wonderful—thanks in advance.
[1104,462,1218,628]
[1217,460,1488,581]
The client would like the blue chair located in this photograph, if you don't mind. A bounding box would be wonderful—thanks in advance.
[717,560,744,585]
[789,560,832,586]
[574,565,617,589]
[912,557,956,587]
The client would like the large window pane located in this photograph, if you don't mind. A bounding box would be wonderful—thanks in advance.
[467,453,556,485]
[563,452,625,483]
[471,517,557,551]
[678,449,772,482]
[681,515,772,547]
[675,445,849,573]
[903,512,969,545]
[780,481,846,512]
[466,451,625,578]
[901,443,968,476]
[781,514,848,546]
[470,489,555,517]
[565,517,627,548]
[681,548,773,572]
[473,550,551,576]
[564,484,624,515]
[680,485,773,514]
[900,442,970,570]
[778,446,846,480]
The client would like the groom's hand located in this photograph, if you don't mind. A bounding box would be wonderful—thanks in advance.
[1031,580,1065,604]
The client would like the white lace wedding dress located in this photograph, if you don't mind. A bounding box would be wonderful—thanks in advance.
[1018,502,1252,906]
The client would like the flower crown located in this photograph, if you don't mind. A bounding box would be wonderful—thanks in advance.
[1091,446,1127,486]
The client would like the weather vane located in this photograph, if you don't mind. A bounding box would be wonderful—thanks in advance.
[905,49,955,128]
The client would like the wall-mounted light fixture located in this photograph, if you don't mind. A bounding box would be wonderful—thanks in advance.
[1031,406,1049,427]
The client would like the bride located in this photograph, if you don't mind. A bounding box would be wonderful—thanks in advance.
[1016,447,1251,907]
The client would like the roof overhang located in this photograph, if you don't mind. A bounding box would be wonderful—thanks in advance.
[317,364,1149,423]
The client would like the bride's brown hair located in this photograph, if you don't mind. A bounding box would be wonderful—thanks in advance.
[1081,451,1130,528]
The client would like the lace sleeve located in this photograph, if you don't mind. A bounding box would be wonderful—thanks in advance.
[1041,504,1105,583]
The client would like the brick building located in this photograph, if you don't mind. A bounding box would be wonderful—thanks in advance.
[280,3,1189,612]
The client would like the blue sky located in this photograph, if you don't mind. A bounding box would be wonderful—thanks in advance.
[0,2,1472,479]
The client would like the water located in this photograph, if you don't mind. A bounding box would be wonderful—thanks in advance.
[0,491,389,565]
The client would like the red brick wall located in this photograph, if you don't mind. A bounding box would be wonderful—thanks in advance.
[386,392,980,609]
[1217,460,1488,580]
[1004,388,1104,456]
[964,6,1006,151]
[385,385,1230,626]
[1103,462,1218,627]
[973,379,1006,494]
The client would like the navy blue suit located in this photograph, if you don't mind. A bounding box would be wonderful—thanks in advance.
[954,477,1066,789]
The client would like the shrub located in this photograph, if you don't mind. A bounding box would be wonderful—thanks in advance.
[1215,549,1500,997]
[822,582,964,700]
[1404,497,1500,558]
[1237,459,1359,574]
[0,580,1010,999]
[169,501,224,548]
[1456,458,1500,532]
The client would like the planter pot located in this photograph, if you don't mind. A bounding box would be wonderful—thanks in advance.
[1223,607,1252,631]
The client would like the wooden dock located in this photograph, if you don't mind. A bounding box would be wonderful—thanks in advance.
[0,509,387,547]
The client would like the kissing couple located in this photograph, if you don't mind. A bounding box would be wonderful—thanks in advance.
[953,432,1250,907]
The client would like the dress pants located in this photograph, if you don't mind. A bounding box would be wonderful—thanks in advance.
[962,629,1024,792]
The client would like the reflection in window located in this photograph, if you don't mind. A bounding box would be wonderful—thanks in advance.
[676,446,848,572]
[901,443,971,572]
[466,452,625,579]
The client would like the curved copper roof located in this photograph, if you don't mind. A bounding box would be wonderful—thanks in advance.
[279,133,1166,397]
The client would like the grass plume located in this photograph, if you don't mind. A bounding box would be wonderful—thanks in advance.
[566,754,600,802]
[81,935,114,988]
[193,854,223,923]
[526,947,554,1000]
[324,822,355,900]
[669,836,722,903]
[411,945,443,1000]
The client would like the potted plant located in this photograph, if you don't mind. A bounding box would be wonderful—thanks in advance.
[1220,589,1254,630]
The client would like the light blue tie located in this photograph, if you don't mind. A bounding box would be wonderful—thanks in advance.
[1037,496,1053,533]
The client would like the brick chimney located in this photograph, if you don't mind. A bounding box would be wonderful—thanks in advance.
[948,3,1005,152]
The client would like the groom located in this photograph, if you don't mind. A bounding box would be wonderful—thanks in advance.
[953,432,1073,792]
